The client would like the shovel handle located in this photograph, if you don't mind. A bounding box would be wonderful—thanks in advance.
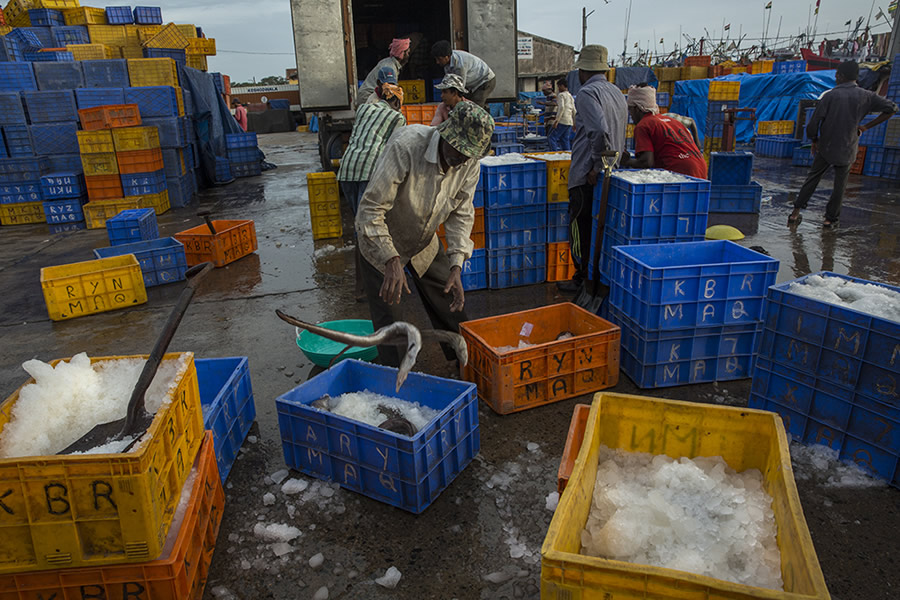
[198,210,216,235]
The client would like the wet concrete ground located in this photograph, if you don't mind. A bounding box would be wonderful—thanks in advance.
[0,132,898,599]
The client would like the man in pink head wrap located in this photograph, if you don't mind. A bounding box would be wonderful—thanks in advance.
[357,38,412,108]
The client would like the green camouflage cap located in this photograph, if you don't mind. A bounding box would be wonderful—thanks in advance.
[437,101,495,158]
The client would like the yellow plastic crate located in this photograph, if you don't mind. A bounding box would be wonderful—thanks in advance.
[0,26,12,36]
[655,66,681,82]
[306,171,340,217]
[119,45,144,59]
[186,54,207,71]
[682,66,709,80]
[83,197,141,229]
[2,0,34,25]
[86,24,126,48]
[67,42,115,60]
[626,123,634,139]
[134,24,162,43]
[186,37,215,55]
[398,79,426,104]
[142,22,189,49]
[127,58,179,87]
[541,392,830,600]
[40,255,146,320]
[0,352,203,572]
[112,126,160,151]
[752,60,775,74]
[175,85,185,116]
[77,129,114,154]
[525,151,571,203]
[80,152,119,176]
[62,6,106,25]
[139,190,170,215]
[311,215,342,241]
[606,67,615,84]
[0,201,44,225]
[709,80,741,101]
[174,23,197,39]
[38,0,80,9]
[758,120,795,136]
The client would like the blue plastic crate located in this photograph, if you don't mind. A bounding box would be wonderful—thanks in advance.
[48,221,87,233]
[706,100,738,126]
[225,132,258,149]
[485,204,547,249]
[47,153,83,174]
[492,142,524,156]
[226,146,259,163]
[0,181,42,204]
[32,62,84,91]
[864,147,900,179]
[491,129,517,144]
[1,125,33,156]
[105,6,135,24]
[461,248,486,291]
[656,91,670,107]
[708,182,763,213]
[885,117,900,148]
[0,157,49,183]
[41,172,85,200]
[214,156,232,182]
[81,59,130,88]
[161,148,184,177]
[181,87,193,117]
[142,116,184,148]
[547,201,569,243]
[124,86,180,118]
[609,240,779,331]
[51,25,89,46]
[0,141,5,159]
[708,151,753,186]
[0,93,27,125]
[275,359,480,514]
[42,197,86,224]
[30,121,79,155]
[0,64,37,92]
[166,173,193,207]
[608,303,761,389]
[210,72,224,94]
[180,116,193,144]
[133,6,163,24]
[25,50,74,62]
[231,160,261,178]
[431,78,442,102]
[480,158,547,208]
[799,107,816,144]
[94,236,187,287]
[28,8,65,26]
[197,357,256,482]
[21,27,55,47]
[859,114,888,147]
[0,37,23,63]
[749,357,900,487]
[754,136,799,158]
[792,145,814,168]
[589,226,706,283]
[8,29,42,51]
[121,170,167,196]
[184,144,195,171]
[143,47,185,65]
[22,90,77,123]
[487,243,546,289]
[74,87,125,110]
[105,207,159,246]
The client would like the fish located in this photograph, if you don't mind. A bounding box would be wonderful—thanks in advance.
[275,309,467,391]
[556,331,575,340]
[309,396,417,437]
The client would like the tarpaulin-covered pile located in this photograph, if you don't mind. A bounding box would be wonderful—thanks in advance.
[670,71,836,143]
[613,66,659,91]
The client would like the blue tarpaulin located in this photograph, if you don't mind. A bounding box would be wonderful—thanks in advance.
[669,71,836,143]
[613,66,658,91]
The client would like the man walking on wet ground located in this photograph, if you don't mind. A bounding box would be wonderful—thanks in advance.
[788,61,897,228]
[431,41,496,108]
[355,103,494,367]
[558,44,627,294]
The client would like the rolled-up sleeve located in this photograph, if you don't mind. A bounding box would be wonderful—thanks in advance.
[442,163,478,269]
[355,143,409,268]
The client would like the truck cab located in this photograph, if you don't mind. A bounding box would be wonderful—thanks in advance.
[289,0,517,170]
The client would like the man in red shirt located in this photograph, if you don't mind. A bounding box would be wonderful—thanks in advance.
[233,99,248,132]
[621,84,707,179]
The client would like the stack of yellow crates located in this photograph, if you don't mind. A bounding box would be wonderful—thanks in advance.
[66,42,115,59]
[185,36,216,71]
[126,56,179,87]
[122,23,161,57]
[62,5,105,24]
[307,172,342,240]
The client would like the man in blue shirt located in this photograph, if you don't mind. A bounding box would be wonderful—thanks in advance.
[431,41,496,108]
[560,45,627,292]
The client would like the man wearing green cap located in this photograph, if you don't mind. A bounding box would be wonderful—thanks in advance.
[355,102,495,367]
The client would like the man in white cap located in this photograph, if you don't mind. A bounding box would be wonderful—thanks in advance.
[560,44,627,293]
[430,73,468,126]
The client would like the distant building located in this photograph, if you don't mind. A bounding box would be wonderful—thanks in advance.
[517,31,575,92]
[231,84,301,110]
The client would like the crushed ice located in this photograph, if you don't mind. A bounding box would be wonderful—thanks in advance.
[322,390,439,431]
[614,169,692,184]
[790,442,886,488]
[375,566,402,588]
[527,152,571,161]
[787,274,900,322]
[480,153,538,166]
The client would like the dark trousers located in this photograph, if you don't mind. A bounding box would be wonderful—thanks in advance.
[568,184,595,282]
[467,77,497,108]
[793,153,850,222]
[339,180,369,298]
[359,246,468,367]
[548,124,572,151]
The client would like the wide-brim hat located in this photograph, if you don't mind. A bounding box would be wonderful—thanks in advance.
[435,73,468,94]
[437,102,494,158]
[574,45,610,72]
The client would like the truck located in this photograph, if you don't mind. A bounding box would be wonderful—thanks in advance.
[289,0,518,170]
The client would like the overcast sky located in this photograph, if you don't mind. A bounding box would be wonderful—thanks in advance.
[168,0,894,83]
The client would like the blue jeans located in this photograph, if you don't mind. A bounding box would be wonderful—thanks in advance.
[339,180,368,215]
[548,124,572,151]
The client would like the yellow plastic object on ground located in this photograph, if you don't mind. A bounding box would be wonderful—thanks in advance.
[83,198,141,229]
[706,224,745,240]
[541,392,831,600]
[0,201,44,225]
[0,352,203,573]
[41,255,147,320]
[525,151,571,203]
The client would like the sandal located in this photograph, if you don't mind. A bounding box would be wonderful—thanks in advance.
[823,219,838,229]
[787,212,802,226]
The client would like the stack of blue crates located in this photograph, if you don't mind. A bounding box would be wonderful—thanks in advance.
[888,54,900,102]
[481,157,548,288]
[0,156,50,225]
[459,176,486,291]
[749,272,900,487]
[589,170,710,284]
[705,100,737,141]
[105,208,158,246]
[40,172,87,231]
[859,57,900,180]
[605,240,778,388]
[490,127,519,156]
[226,132,261,178]
[707,152,762,213]
[754,136,800,158]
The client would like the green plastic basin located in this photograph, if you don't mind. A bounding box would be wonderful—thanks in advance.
[295,319,379,367]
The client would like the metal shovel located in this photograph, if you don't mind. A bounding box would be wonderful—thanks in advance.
[59,262,214,455]
[198,210,217,234]
[575,150,620,314]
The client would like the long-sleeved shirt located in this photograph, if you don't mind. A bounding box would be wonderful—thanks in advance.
[807,82,897,166]
[357,57,402,106]
[337,100,406,182]
[445,50,495,92]
[569,74,628,189]
[234,106,248,131]
[356,126,479,275]
[554,90,576,126]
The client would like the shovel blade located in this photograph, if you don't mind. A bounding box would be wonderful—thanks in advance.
[59,418,127,454]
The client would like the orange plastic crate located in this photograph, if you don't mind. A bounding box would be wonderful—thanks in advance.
[436,207,484,250]
[546,241,577,282]
[0,432,223,600]
[174,220,258,267]
[78,104,142,130]
[84,174,124,200]
[683,55,711,67]
[850,146,867,175]
[556,403,590,493]
[460,303,620,414]
[116,148,164,174]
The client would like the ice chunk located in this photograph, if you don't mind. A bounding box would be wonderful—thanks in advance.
[252,522,302,543]
[483,570,514,584]
[613,169,691,184]
[308,552,324,568]
[270,469,290,484]
[210,587,236,599]
[375,566,402,589]
[526,152,572,161]
[282,478,309,495]
[495,340,536,353]
[480,153,538,166]
[545,491,559,511]
[312,586,329,600]
[271,542,294,557]
[324,390,439,431]
[790,442,886,488]
[527,442,540,452]
[787,274,900,322]
[263,493,276,506]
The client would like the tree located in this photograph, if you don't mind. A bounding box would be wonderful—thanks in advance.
[259,75,288,85]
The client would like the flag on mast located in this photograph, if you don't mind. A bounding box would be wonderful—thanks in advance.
[724,23,731,31]
[814,0,820,15]
[764,1,772,9]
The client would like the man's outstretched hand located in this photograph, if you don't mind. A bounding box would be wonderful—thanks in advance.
[381,256,411,305]
[443,266,465,312]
